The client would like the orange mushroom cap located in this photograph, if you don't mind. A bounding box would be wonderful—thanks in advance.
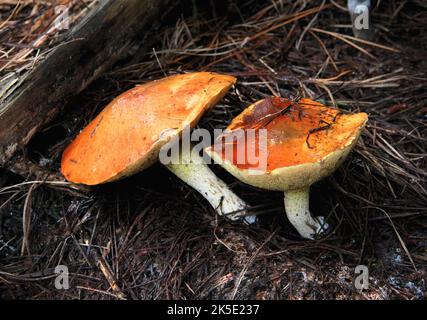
[206,97,368,191]
[61,72,236,185]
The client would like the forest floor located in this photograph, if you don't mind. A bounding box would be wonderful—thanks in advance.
[0,0,426,299]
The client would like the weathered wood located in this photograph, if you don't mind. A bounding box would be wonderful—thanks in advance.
[0,0,172,166]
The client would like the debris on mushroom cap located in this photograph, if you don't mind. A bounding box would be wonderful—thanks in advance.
[206,97,368,191]
[61,72,236,185]
[205,97,368,238]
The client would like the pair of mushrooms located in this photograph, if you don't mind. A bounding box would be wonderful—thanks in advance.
[61,72,367,239]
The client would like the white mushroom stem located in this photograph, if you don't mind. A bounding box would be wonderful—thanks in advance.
[165,147,252,222]
[284,187,329,239]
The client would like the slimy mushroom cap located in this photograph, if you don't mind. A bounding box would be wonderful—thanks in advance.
[206,97,368,191]
[61,72,236,185]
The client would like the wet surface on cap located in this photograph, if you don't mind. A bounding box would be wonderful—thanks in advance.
[61,72,236,185]
[212,97,368,172]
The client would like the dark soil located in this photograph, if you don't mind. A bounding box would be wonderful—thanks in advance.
[0,0,426,300]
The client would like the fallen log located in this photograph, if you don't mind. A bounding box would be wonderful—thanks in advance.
[0,0,172,169]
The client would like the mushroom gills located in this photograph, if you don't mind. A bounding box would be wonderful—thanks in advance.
[165,146,255,223]
[284,187,329,239]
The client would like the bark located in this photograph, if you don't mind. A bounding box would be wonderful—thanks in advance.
[0,0,172,166]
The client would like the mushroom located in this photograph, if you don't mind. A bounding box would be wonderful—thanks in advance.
[205,97,368,239]
[61,72,247,220]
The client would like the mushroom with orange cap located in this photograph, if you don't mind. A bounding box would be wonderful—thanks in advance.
[205,97,368,239]
[61,72,248,221]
